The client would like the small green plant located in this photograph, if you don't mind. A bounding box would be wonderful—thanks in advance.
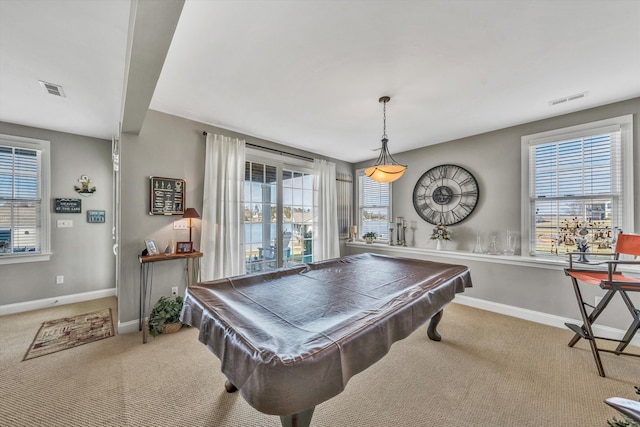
[363,232,377,239]
[148,295,184,337]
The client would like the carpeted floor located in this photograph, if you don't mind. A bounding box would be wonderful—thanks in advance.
[0,296,639,426]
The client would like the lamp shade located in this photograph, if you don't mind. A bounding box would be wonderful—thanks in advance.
[183,208,200,219]
[364,164,406,183]
[366,97,406,183]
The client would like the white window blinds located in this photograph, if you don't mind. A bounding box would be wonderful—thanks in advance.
[524,116,632,256]
[358,172,390,241]
[0,144,42,254]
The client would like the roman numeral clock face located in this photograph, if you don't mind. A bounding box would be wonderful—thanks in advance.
[412,164,479,226]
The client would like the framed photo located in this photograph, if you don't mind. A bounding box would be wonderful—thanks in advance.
[176,241,193,253]
[144,239,159,256]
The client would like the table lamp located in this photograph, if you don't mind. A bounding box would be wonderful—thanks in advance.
[182,208,200,249]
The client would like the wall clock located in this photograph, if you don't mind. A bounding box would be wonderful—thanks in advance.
[412,164,479,226]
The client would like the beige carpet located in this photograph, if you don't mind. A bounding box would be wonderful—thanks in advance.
[0,296,639,426]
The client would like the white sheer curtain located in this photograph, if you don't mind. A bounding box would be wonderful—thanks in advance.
[200,134,246,280]
[313,159,340,260]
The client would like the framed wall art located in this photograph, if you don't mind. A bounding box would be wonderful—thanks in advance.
[149,176,185,216]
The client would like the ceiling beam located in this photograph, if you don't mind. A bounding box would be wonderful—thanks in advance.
[120,0,184,135]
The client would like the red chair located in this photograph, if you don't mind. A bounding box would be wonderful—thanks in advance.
[564,233,640,377]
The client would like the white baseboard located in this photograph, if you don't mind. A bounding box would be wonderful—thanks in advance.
[118,319,140,335]
[454,294,640,348]
[0,288,116,316]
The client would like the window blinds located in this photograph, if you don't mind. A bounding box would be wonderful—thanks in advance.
[0,145,41,254]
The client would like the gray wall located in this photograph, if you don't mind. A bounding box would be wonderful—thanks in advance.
[350,97,640,331]
[0,121,114,305]
[119,110,352,326]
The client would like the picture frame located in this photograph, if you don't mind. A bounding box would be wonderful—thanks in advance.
[176,241,193,253]
[149,176,185,216]
[144,239,159,256]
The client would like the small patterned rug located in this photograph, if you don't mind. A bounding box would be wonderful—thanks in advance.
[23,308,114,361]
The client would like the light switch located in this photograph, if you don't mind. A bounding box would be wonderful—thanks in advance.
[57,220,73,228]
[173,219,189,230]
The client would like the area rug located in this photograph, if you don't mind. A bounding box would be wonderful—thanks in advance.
[23,308,114,361]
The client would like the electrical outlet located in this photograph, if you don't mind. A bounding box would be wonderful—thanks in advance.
[56,275,64,284]
[171,286,178,296]
[57,220,73,228]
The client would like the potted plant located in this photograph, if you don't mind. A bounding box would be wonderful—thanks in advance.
[363,232,377,244]
[148,295,184,337]
[430,224,451,250]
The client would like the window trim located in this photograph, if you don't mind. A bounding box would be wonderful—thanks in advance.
[520,115,633,257]
[0,134,51,265]
[356,168,393,242]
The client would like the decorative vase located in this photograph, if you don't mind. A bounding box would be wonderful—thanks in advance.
[436,239,444,250]
[365,237,374,244]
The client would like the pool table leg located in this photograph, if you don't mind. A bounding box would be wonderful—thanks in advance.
[224,380,238,393]
[279,407,315,427]
[427,309,443,341]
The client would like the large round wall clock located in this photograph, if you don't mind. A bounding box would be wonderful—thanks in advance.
[412,164,479,226]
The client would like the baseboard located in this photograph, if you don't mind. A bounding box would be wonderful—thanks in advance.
[0,288,116,316]
[454,294,640,348]
[118,319,141,335]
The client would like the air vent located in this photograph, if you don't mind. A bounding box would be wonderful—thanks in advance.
[548,91,588,106]
[38,80,66,98]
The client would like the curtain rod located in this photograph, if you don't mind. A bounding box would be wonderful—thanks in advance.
[202,131,314,163]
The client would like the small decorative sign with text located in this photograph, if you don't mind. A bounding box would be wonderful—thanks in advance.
[54,198,81,213]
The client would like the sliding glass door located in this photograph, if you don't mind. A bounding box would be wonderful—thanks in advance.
[243,156,315,274]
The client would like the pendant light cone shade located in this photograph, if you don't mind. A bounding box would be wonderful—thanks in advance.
[365,96,406,183]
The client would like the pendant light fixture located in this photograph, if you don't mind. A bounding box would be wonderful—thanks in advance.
[364,96,407,183]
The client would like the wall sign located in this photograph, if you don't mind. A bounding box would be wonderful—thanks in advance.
[54,198,82,213]
[87,210,106,223]
[149,176,185,215]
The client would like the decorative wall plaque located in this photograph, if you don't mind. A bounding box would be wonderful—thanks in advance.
[74,175,96,196]
[87,210,106,223]
[54,198,82,213]
[149,177,185,215]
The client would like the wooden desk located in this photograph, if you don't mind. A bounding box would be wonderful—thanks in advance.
[139,251,203,343]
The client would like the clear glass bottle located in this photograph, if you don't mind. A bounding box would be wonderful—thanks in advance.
[473,231,484,254]
[487,234,499,255]
[504,230,515,255]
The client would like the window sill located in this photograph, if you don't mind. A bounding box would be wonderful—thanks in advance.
[0,253,52,265]
[346,241,640,274]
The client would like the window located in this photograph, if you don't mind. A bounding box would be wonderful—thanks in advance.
[521,115,633,256]
[0,134,51,264]
[357,170,391,241]
[243,152,315,274]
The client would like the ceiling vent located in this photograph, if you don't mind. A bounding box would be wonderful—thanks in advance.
[548,91,588,106]
[38,80,66,98]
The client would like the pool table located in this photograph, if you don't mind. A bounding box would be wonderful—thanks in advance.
[181,253,472,426]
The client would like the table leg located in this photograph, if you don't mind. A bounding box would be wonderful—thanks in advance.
[279,407,315,427]
[224,380,238,393]
[427,309,443,341]
[141,263,154,344]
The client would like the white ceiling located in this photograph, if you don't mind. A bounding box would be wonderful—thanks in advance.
[1,0,639,163]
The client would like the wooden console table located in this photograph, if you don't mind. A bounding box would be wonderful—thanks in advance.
[138,251,203,343]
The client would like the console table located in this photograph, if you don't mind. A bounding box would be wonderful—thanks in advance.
[138,251,203,343]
